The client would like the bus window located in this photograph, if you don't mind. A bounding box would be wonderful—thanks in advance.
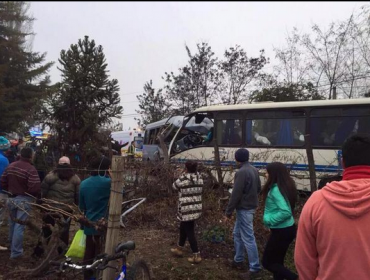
[358,116,370,134]
[247,118,305,146]
[310,107,370,147]
[311,116,359,147]
[216,119,242,146]
[144,130,150,145]
[148,129,158,145]
[172,114,214,153]
[164,124,180,144]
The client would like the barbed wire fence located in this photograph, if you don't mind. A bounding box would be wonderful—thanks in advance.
[0,151,320,278]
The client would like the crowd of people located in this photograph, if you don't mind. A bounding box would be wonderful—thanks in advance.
[170,133,370,280]
[0,136,112,280]
[0,133,370,280]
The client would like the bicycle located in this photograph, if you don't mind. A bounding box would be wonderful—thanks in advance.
[47,197,151,279]
[49,240,152,280]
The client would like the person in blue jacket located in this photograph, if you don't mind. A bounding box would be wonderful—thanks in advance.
[0,136,10,251]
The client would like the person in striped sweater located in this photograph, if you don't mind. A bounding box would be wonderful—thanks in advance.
[171,160,203,264]
[1,147,40,259]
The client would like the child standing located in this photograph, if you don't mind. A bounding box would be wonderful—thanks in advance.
[171,161,203,264]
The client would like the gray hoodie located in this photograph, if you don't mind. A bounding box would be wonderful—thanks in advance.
[225,162,261,216]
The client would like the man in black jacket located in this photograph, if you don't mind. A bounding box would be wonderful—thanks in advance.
[225,148,262,275]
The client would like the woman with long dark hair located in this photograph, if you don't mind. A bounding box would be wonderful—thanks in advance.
[262,162,298,280]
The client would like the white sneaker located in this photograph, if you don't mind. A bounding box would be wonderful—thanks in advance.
[0,245,7,251]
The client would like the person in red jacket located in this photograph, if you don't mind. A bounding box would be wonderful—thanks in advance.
[1,147,40,259]
[295,133,370,280]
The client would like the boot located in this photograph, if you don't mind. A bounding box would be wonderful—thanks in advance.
[188,252,202,264]
[170,245,185,257]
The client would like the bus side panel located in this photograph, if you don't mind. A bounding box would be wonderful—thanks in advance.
[171,147,341,192]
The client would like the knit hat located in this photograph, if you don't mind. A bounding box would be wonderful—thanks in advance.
[0,137,10,151]
[58,156,71,165]
[235,148,249,163]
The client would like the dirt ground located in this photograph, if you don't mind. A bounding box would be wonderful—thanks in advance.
[0,192,304,280]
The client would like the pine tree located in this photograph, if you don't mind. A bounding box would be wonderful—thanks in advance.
[48,36,123,163]
[0,1,53,133]
[135,80,170,127]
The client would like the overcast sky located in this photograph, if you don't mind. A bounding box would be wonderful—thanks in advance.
[30,1,364,129]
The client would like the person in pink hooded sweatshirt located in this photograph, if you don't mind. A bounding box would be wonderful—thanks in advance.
[295,133,370,280]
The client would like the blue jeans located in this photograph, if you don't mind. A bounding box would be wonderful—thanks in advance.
[233,209,261,272]
[0,193,8,226]
[7,196,32,259]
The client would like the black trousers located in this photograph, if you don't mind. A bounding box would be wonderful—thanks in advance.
[179,221,199,253]
[42,214,70,251]
[83,235,102,280]
[38,170,46,182]
[262,225,298,280]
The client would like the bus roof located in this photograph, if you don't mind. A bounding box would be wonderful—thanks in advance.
[145,116,184,130]
[193,98,370,113]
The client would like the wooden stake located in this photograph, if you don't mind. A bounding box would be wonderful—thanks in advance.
[305,134,317,192]
[102,156,125,280]
[213,137,224,188]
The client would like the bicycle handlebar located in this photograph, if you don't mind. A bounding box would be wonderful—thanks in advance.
[50,259,102,271]
[50,252,126,272]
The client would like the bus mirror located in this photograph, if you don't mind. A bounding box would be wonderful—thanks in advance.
[195,114,206,124]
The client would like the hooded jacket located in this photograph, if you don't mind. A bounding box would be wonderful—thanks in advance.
[41,172,80,212]
[295,166,370,280]
[173,172,203,222]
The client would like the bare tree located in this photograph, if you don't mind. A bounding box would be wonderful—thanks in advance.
[337,39,363,99]
[299,15,354,99]
[274,28,312,85]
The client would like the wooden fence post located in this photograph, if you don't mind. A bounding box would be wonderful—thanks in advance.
[213,138,224,188]
[305,134,317,192]
[158,132,169,165]
[102,156,125,280]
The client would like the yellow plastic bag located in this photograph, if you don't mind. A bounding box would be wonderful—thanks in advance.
[65,229,86,259]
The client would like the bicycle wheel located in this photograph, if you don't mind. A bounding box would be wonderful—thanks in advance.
[126,259,152,280]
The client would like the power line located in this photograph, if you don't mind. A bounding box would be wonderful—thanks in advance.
[121,115,140,119]
[121,100,139,104]
[316,74,370,88]
[121,113,140,117]
[121,91,143,96]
